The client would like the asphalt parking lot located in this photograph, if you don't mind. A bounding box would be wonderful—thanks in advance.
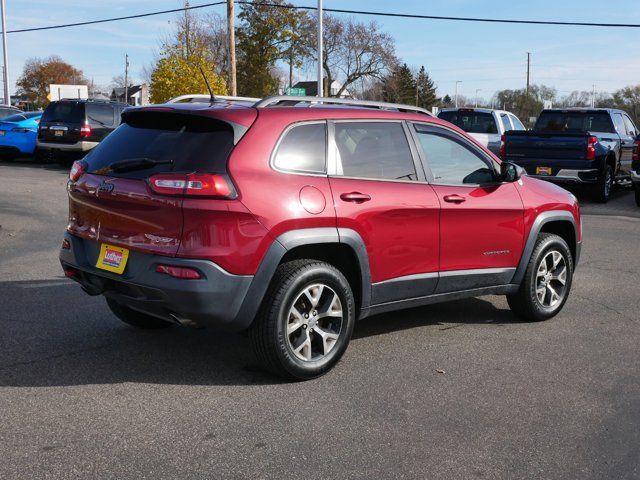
[1,160,639,479]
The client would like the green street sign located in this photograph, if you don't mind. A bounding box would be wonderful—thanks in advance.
[285,87,306,96]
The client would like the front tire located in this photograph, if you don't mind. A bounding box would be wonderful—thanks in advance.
[507,233,573,322]
[248,260,355,380]
[593,164,613,203]
[106,298,174,329]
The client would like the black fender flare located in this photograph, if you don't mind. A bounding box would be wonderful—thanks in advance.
[512,211,579,285]
[233,227,372,330]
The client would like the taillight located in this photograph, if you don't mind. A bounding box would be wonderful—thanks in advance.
[499,134,506,159]
[632,139,639,162]
[79,123,92,138]
[586,135,597,160]
[11,127,32,133]
[155,264,201,279]
[148,173,235,198]
[69,160,87,181]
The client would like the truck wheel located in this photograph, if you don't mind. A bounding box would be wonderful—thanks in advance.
[507,233,573,322]
[635,187,640,207]
[593,165,613,203]
[248,259,355,380]
[106,298,174,329]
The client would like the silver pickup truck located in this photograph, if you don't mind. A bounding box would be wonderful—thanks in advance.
[437,108,526,155]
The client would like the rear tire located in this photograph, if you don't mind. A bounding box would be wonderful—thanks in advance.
[593,165,613,203]
[507,233,573,322]
[248,259,355,380]
[106,298,174,329]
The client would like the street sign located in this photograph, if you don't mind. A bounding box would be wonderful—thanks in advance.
[285,87,306,96]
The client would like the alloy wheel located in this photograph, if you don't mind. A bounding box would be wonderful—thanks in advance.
[286,283,343,362]
[535,250,568,308]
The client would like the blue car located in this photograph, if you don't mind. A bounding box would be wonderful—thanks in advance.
[0,111,42,157]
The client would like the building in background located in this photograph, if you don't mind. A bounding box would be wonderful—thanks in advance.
[289,80,351,98]
[110,84,149,106]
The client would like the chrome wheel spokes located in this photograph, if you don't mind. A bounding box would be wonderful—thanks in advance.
[535,250,568,308]
[286,283,343,362]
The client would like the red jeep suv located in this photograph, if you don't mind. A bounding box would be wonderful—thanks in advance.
[60,96,582,379]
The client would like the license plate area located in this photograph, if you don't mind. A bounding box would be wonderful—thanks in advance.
[536,166,552,176]
[96,244,129,274]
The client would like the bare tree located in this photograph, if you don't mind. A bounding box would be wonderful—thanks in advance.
[307,15,397,97]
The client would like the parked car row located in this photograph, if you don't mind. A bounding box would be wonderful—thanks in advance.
[0,99,125,163]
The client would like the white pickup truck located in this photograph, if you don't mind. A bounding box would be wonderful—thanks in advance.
[437,108,526,155]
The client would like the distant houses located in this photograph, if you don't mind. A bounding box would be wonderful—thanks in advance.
[110,84,149,106]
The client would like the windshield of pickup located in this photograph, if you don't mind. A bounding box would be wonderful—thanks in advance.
[535,111,615,133]
[438,111,498,134]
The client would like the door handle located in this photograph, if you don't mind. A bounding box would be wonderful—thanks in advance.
[443,194,466,204]
[340,192,371,203]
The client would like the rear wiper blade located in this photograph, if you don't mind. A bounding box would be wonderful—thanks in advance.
[109,158,173,173]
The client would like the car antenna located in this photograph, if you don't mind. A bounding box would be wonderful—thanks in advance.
[198,66,215,103]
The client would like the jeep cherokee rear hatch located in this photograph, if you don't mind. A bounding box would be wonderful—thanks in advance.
[67,107,255,257]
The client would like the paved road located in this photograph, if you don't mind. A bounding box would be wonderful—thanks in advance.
[1,161,639,479]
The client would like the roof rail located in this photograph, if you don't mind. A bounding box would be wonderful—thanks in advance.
[254,95,435,117]
[166,94,261,104]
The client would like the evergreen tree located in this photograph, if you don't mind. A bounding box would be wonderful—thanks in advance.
[382,63,416,105]
[415,66,437,110]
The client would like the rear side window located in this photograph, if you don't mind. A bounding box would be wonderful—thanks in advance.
[273,122,326,173]
[535,111,615,133]
[623,115,637,136]
[438,111,498,134]
[500,114,512,132]
[84,112,235,179]
[87,104,115,127]
[509,114,525,131]
[41,102,84,123]
[334,122,417,181]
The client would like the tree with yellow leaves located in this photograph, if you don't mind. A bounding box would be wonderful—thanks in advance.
[149,8,227,104]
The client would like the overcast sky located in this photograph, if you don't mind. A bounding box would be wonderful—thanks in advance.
[5,0,640,100]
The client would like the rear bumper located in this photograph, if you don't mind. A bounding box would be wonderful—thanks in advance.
[37,140,99,152]
[528,168,600,185]
[59,233,254,331]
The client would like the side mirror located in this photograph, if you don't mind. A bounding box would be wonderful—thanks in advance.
[500,161,521,182]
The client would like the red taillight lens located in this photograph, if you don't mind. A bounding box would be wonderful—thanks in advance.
[155,264,201,279]
[632,140,639,162]
[69,160,87,181]
[79,124,92,138]
[61,238,71,250]
[63,265,80,278]
[148,173,235,198]
[499,134,506,159]
[586,135,597,160]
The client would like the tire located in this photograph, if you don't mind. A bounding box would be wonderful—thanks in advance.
[248,259,356,380]
[106,298,174,329]
[507,233,573,322]
[635,187,640,207]
[593,164,613,203]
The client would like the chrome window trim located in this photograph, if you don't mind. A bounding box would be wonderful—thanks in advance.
[269,120,328,177]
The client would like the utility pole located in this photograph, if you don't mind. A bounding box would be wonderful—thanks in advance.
[526,52,531,96]
[317,0,323,97]
[591,84,596,108]
[475,89,481,108]
[227,0,237,96]
[455,81,462,108]
[124,54,129,105]
[0,0,9,106]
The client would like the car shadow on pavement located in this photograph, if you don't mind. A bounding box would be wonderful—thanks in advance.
[0,280,519,388]
[0,157,70,174]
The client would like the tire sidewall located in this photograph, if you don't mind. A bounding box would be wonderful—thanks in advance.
[271,265,355,379]
[525,236,573,320]
[598,165,613,202]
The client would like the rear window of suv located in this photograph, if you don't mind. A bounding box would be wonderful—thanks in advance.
[41,102,84,123]
[84,111,235,179]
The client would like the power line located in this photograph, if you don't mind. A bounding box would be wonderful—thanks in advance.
[3,1,640,34]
